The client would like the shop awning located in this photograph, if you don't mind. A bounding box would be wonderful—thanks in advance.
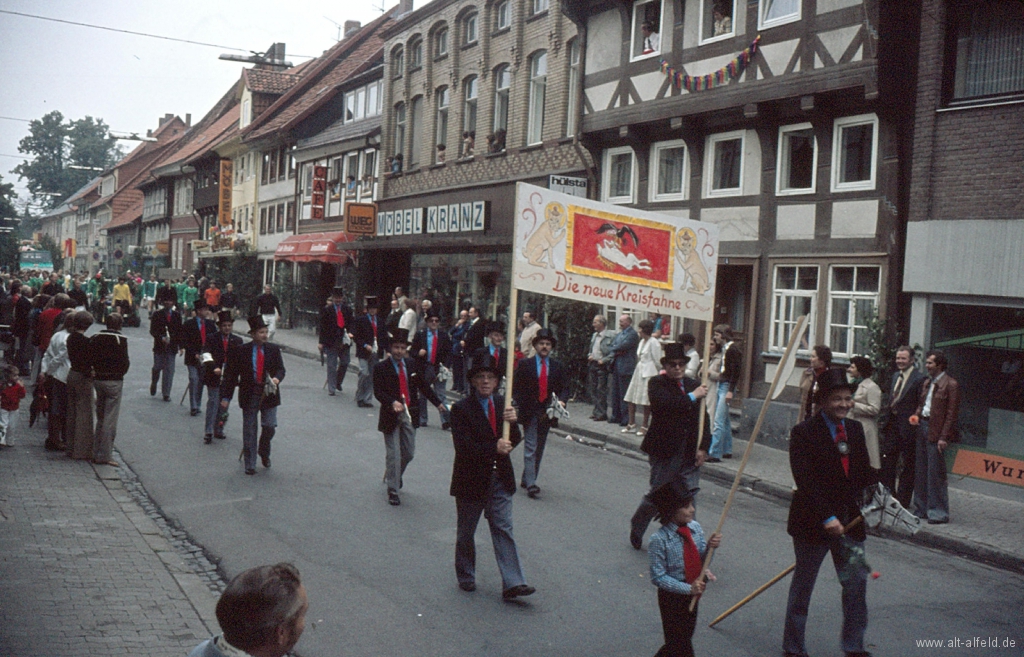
[935,329,1024,352]
[274,232,355,264]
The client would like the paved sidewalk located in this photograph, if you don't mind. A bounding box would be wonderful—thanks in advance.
[0,441,221,656]
[259,323,1024,575]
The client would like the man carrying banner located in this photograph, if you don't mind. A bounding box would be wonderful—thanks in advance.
[513,328,566,499]
[629,342,710,550]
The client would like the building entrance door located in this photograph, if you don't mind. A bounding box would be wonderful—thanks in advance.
[713,262,757,398]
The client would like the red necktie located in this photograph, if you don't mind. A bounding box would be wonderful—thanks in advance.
[538,358,548,402]
[199,319,206,345]
[398,360,411,406]
[256,345,264,383]
[835,421,850,477]
[371,316,377,338]
[430,330,438,364]
[222,337,229,363]
[676,526,703,593]
[336,306,345,329]
[488,397,497,436]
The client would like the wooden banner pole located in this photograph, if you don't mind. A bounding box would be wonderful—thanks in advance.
[502,286,519,442]
[688,314,808,612]
[696,321,714,442]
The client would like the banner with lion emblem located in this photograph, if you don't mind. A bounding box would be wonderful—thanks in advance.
[514,182,718,321]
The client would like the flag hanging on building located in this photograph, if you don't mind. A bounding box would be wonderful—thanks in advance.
[64,238,76,259]
[513,183,718,321]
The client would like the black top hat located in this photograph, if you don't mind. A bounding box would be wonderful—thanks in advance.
[194,298,208,311]
[331,286,345,297]
[247,315,269,332]
[661,342,689,364]
[389,327,411,345]
[813,367,855,405]
[651,479,694,522]
[364,295,379,309]
[217,310,234,324]
[485,321,505,335]
[532,327,557,347]
[425,309,440,320]
[467,352,503,379]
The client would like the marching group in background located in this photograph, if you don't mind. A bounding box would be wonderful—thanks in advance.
[0,269,963,657]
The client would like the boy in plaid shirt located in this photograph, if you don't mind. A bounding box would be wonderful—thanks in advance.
[648,480,722,657]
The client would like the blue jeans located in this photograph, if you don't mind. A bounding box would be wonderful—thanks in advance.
[709,383,732,458]
[325,344,351,393]
[455,474,526,590]
[204,385,222,436]
[631,453,702,541]
[241,400,277,471]
[152,351,175,399]
[187,364,204,412]
[783,537,868,655]
[521,415,551,488]
[911,420,949,522]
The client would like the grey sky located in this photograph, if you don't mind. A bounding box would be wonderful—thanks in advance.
[0,0,407,203]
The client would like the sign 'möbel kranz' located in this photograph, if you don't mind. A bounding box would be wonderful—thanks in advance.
[513,183,718,321]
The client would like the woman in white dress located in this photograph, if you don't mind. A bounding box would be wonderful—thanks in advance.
[848,355,882,469]
[623,319,662,435]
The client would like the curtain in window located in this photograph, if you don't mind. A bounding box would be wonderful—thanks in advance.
[955,2,1024,98]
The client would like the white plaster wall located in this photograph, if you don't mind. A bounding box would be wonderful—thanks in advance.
[830,199,878,238]
[699,206,759,241]
[586,10,622,74]
[776,204,816,240]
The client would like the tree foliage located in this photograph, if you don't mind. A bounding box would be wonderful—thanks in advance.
[13,111,123,209]
[0,176,18,271]
[38,234,64,272]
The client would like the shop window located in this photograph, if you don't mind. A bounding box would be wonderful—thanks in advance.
[701,0,735,44]
[492,64,511,148]
[776,123,817,195]
[392,46,404,78]
[435,27,448,59]
[463,13,478,45]
[770,265,819,351]
[532,0,549,16]
[759,0,800,30]
[603,146,636,204]
[631,0,663,61]
[409,38,423,70]
[566,39,580,136]
[495,0,510,31]
[409,96,424,168]
[650,140,687,202]
[527,50,547,145]
[705,130,744,197]
[950,0,1024,100]
[436,86,450,163]
[827,265,880,357]
[831,114,877,192]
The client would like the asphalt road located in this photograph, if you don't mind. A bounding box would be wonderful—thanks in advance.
[113,324,1024,657]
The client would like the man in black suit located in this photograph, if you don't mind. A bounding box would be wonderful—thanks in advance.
[783,368,875,657]
[411,310,452,428]
[449,352,534,601]
[373,327,447,506]
[460,305,487,392]
[181,298,217,417]
[202,310,243,443]
[220,316,286,475]
[149,296,182,402]
[629,342,710,550]
[318,286,354,397]
[352,296,387,408]
[879,345,926,508]
[512,328,567,499]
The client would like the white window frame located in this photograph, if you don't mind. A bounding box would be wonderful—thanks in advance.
[566,39,581,137]
[527,51,547,145]
[831,113,879,193]
[825,265,881,358]
[435,86,450,160]
[769,264,819,352]
[699,0,736,46]
[495,0,510,31]
[758,0,801,30]
[464,13,478,44]
[463,75,478,135]
[493,65,511,134]
[775,122,818,196]
[393,46,404,78]
[704,130,745,198]
[602,146,637,204]
[435,28,448,58]
[649,139,688,202]
[409,38,423,69]
[532,0,549,15]
[630,0,665,62]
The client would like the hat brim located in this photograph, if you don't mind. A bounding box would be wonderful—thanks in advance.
[468,365,503,379]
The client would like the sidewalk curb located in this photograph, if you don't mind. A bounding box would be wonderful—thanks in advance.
[250,330,1024,576]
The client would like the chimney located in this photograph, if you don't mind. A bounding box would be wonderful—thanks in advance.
[398,0,414,17]
[185,113,192,127]
[344,20,361,38]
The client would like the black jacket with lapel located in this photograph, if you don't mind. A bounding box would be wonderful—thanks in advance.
[319,302,354,349]
[181,316,217,367]
[372,356,442,434]
[203,332,244,387]
[512,355,568,423]
[449,393,522,500]
[640,374,711,460]
[149,308,182,353]
[352,313,388,359]
[221,341,286,410]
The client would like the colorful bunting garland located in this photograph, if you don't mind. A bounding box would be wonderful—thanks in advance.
[661,35,761,92]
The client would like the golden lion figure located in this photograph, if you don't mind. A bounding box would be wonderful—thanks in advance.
[675,228,709,294]
[523,202,567,269]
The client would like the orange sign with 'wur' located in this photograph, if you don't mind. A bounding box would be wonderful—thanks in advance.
[950,448,1024,489]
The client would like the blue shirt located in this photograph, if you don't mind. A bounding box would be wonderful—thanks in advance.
[477,393,494,417]
[426,330,436,360]
[820,413,847,525]
[648,520,708,595]
[251,344,263,382]
[534,354,548,376]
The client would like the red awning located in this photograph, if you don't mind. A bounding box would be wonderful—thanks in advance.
[274,231,356,264]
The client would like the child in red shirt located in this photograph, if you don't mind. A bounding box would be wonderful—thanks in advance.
[0,365,26,447]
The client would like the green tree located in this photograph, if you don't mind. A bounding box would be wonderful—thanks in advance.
[13,111,123,209]
[0,175,19,271]
[38,234,64,272]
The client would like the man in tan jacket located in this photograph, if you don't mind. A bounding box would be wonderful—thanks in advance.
[910,350,959,524]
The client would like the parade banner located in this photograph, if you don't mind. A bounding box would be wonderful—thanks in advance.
[513,182,718,321]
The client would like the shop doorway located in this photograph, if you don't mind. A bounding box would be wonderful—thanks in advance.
[712,261,758,398]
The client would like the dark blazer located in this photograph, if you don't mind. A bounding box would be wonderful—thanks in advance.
[90,330,130,381]
[720,341,743,391]
[449,393,523,501]
[915,373,961,443]
[149,308,182,353]
[220,341,286,410]
[411,327,453,368]
[640,375,711,460]
[352,313,388,359]
[319,302,354,349]
[372,356,443,434]
[788,413,875,543]
[512,355,568,423]
[463,317,488,353]
[884,368,927,424]
[203,332,244,387]
[609,325,639,375]
[180,316,217,367]
[155,284,178,306]
[472,345,508,372]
